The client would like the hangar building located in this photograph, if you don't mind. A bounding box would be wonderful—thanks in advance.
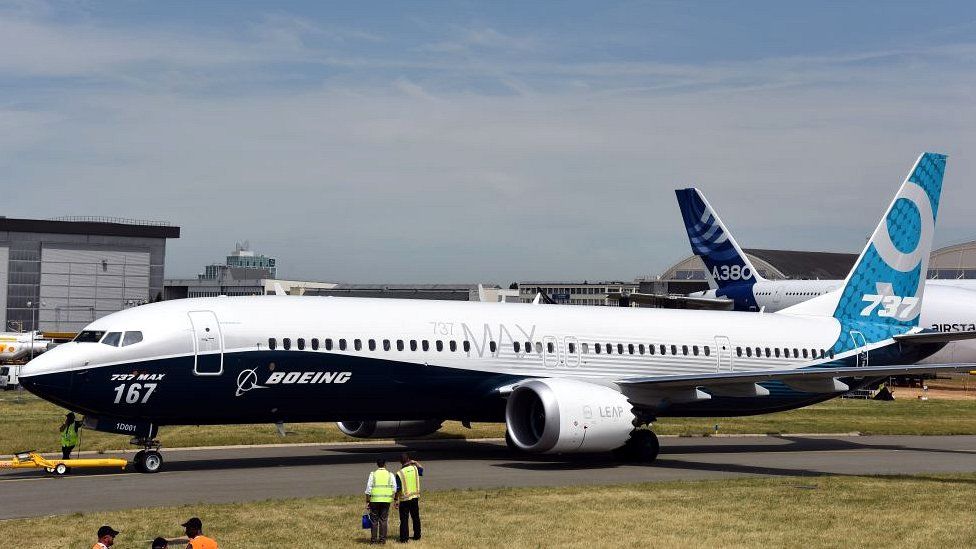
[0,217,179,333]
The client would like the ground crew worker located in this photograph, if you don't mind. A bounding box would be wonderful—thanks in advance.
[395,453,424,542]
[92,525,119,548]
[59,412,82,460]
[181,517,218,549]
[365,458,396,544]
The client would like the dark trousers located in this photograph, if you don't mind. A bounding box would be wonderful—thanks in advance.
[61,445,74,460]
[368,502,390,543]
[398,498,421,541]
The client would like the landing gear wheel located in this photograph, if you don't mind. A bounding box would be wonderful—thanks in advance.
[615,430,660,464]
[132,450,146,472]
[139,450,163,473]
[54,463,68,475]
[44,467,54,474]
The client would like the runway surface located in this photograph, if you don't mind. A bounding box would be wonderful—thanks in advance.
[3,435,976,520]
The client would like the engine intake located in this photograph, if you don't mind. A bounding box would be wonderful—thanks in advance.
[336,420,443,439]
[506,378,636,454]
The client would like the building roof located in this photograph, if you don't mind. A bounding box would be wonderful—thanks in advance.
[742,249,856,280]
[0,216,180,239]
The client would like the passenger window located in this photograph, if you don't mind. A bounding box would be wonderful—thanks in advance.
[774,348,780,358]
[638,344,645,355]
[746,347,752,357]
[671,345,677,355]
[383,340,391,351]
[829,350,835,359]
[513,341,521,353]
[354,339,362,351]
[297,338,306,350]
[326,338,333,350]
[463,341,470,352]
[490,341,497,353]
[692,345,699,356]
[793,348,799,358]
[536,342,543,354]
[595,344,601,354]
[397,340,405,351]
[682,345,688,356]
[660,345,666,355]
[102,332,122,346]
[122,331,143,346]
[703,346,710,357]
[581,343,589,354]
[649,344,655,355]
[628,344,634,355]
[764,348,770,358]
[755,347,761,357]
[410,340,418,351]
[268,338,277,351]
[311,338,319,350]
[450,341,457,352]
[422,340,429,352]
[606,343,612,355]
[368,339,376,351]
[618,343,625,354]
[736,347,742,357]
[283,338,292,350]
[568,342,576,354]
[548,342,555,353]
[436,340,443,352]
[802,349,808,358]
[339,339,347,351]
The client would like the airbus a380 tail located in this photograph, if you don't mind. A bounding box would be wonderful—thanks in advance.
[21,153,972,473]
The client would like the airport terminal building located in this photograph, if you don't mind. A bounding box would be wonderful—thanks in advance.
[0,217,179,333]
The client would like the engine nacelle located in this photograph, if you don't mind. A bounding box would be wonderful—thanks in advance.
[506,378,636,454]
[336,420,443,439]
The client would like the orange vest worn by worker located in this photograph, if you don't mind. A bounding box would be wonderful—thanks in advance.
[187,535,218,549]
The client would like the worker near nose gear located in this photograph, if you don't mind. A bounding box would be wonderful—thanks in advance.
[59,412,82,460]
[395,453,424,542]
[366,458,396,544]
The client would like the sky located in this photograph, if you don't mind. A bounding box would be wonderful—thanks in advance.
[2,1,976,284]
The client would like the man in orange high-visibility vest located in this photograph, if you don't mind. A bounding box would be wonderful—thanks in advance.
[395,453,424,543]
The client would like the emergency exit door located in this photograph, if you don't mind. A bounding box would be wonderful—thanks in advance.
[850,330,868,367]
[189,311,223,375]
[714,336,733,372]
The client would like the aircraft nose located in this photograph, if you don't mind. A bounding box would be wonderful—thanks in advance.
[19,352,78,407]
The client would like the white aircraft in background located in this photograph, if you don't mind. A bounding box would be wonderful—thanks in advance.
[21,153,973,474]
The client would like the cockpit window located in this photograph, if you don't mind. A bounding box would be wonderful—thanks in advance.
[101,332,122,347]
[122,331,143,347]
[75,330,106,343]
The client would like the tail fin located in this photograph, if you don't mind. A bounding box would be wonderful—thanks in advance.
[830,152,946,328]
[675,187,763,289]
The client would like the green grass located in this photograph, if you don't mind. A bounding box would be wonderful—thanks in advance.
[3,391,976,455]
[2,474,975,548]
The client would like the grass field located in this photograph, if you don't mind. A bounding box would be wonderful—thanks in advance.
[1,474,974,548]
[3,391,976,455]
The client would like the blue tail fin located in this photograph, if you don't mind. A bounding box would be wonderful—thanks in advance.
[675,188,762,288]
[831,153,946,330]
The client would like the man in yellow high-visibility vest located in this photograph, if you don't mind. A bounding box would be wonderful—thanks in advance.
[365,458,396,544]
[395,453,424,543]
[59,412,82,460]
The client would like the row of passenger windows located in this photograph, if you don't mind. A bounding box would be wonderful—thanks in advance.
[737,346,832,360]
[754,291,826,297]
[265,337,829,361]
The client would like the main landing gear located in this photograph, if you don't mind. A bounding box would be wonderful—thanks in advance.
[614,429,660,464]
[130,437,164,473]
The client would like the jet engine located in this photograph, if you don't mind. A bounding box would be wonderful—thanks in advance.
[336,420,443,439]
[506,378,637,454]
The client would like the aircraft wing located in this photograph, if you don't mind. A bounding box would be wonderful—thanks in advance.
[617,363,976,389]
[893,330,976,344]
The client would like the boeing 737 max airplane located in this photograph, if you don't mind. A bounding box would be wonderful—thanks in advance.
[21,153,972,473]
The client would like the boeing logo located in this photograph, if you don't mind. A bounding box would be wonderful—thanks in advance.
[236,369,352,397]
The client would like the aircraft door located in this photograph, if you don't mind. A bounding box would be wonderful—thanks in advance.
[771,287,782,306]
[849,330,868,367]
[564,336,580,367]
[189,311,223,375]
[714,336,732,372]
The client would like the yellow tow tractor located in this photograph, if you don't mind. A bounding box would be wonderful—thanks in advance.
[0,451,127,475]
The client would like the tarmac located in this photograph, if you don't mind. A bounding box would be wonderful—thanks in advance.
[2,434,976,520]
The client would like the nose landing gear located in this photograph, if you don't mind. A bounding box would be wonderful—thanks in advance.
[130,437,164,473]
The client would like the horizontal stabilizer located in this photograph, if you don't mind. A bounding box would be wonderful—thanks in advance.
[893,330,976,344]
